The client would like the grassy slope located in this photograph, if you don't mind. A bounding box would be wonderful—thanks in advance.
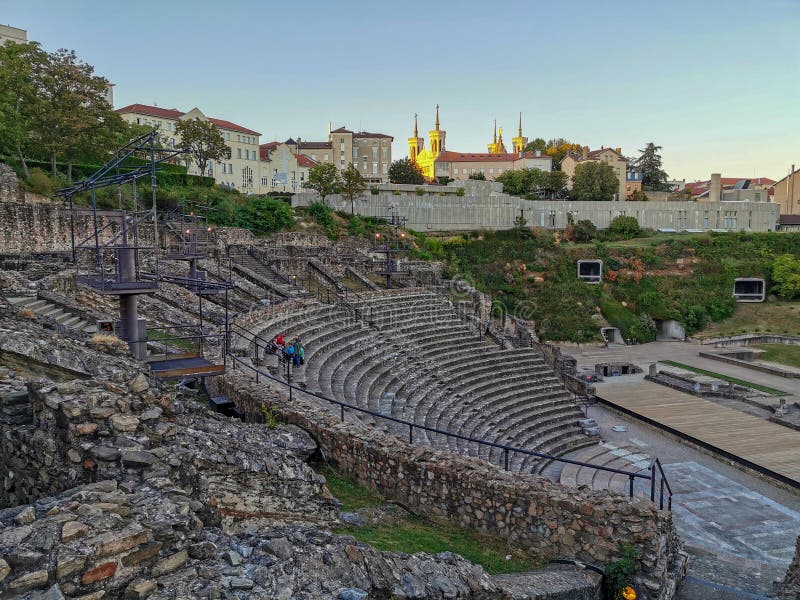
[753,344,800,369]
[320,467,541,574]
[697,302,800,338]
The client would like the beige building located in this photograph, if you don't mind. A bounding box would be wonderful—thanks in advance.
[562,147,628,201]
[0,24,27,45]
[434,151,553,181]
[116,104,262,193]
[295,126,393,184]
[259,141,316,193]
[773,166,800,215]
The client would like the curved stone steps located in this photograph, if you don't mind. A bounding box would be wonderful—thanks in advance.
[514,436,601,474]
[558,443,653,497]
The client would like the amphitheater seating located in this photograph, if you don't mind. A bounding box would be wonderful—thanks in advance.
[241,290,594,473]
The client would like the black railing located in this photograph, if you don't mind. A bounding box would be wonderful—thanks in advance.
[227,323,673,510]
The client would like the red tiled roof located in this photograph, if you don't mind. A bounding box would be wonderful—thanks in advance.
[207,117,260,136]
[115,103,260,136]
[519,151,552,160]
[259,142,280,161]
[295,154,317,168]
[331,127,353,134]
[436,151,522,163]
[780,214,800,225]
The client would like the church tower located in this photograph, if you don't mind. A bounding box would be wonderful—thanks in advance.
[407,113,424,162]
[512,112,528,155]
[487,120,507,154]
[428,104,446,156]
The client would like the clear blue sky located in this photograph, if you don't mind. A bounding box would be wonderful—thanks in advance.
[3,0,799,181]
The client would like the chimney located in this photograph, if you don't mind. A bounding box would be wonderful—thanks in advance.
[710,173,722,203]
[615,147,621,154]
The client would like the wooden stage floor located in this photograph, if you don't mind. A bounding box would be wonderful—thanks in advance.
[595,380,800,488]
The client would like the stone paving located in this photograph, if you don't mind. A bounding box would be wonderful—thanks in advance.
[580,401,800,596]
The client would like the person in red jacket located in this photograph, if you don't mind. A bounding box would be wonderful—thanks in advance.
[275,332,286,347]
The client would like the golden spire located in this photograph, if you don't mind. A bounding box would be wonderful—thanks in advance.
[413,113,418,138]
[493,120,497,144]
[518,112,523,138]
[435,104,440,131]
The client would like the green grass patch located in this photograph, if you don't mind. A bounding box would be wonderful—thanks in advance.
[753,344,800,369]
[660,360,786,395]
[147,329,199,353]
[319,467,541,574]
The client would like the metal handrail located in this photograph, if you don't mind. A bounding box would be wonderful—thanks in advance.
[227,324,673,509]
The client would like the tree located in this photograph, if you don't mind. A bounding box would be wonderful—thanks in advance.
[174,118,231,178]
[571,219,597,242]
[34,49,117,177]
[0,42,48,178]
[543,171,568,198]
[630,189,649,202]
[772,254,800,299]
[306,163,341,204]
[635,142,669,191]
[545,139,583,170]
[523,138,547,153]
[341,162,367,214]
[468,171,486,180]
[389,158,425,184]
[571,162,619,201]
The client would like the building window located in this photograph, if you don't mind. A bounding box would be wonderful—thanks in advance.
[208,161,214,176]
[454,168,459,175]
[382,147,388,159]
[323,154,329,161]
[353,148,358,159]
[341,160,345,166]
[312,154,317,161]
[340,150,345,158]
[242,166,253,189]
[237,148,242,159]
[372,147,377,159]
[723,211,737,229]
[373,163,377,175]
[382,163,388,174]
[228,163,233,173]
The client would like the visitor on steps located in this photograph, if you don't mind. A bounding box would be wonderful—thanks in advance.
[298,342,305,365]
[291,337,302,366]
[284,344,295,363]
[275,332,286,347]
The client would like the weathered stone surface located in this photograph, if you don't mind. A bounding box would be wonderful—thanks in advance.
[338,588,368,600]
[8,569,49,593]
[90,446,121,462]
[39,583,67,600]
[125,578,156,599]
[151,550,188,577]
[264,537,293,559]
[61,520,89,542]
[0,558,10,582]
[90,525,147,557]
[14,505,36,525]
[129,374,149,394]
[56,550,86,579]
[229,577,254,590]
[120,451,156,468]
[121,542,162,567]
[110,414,139,432]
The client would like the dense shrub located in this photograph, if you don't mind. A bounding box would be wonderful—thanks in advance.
[572,219,597,242]
[607,215,641,239]
[234,197,292,236]
[26,168,57,196]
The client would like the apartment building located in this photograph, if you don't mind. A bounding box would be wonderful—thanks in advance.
[259,141,316,193]
[116,104,262,193]
[561,147,628,201]
[0,24,27,45]
[434,151,553,181]
[293,126,393,184]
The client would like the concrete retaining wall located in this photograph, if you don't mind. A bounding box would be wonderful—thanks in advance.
[293,191,779,233]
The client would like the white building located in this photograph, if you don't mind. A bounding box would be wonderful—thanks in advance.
[259,141,317,193]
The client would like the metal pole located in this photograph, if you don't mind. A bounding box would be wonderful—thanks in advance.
[68,194,76,265]
[629,474,635,498]
[650,464,656,502]
[660,478,665,510]
[340,403,344,422]
[409,423,413,444]
[151,135,159,279]
[504,448,509,471]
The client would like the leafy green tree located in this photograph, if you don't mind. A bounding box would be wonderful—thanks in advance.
[174,118,231,177]
[35,49,116,176]
[495,170,526,196]
[307,163,342,204]
[543,171,568,197]
[607,215,641,239]
[389,157,424,184]
[0,41,48,178]
[772,254,800,299]
[341,162,367,214]
[571,162,619,201]
[523,138,547,153]
[635,142,669,191]
[468,171,486,180]
[234,196,292,236]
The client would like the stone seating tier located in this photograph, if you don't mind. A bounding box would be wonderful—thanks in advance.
[242,293,589,474]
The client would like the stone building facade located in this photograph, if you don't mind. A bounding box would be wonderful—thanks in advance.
[562,147,629,202]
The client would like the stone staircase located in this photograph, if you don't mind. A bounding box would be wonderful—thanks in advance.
[558,441,653,497]
[230,253,312,300]
[7,296,97,334]
[241,290,595,474]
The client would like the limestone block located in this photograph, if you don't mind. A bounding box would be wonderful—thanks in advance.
[8,569,49,593]
[110,414,140,432]
[0,558,10,581]
[151,550,188,577]
[61,520,89,542]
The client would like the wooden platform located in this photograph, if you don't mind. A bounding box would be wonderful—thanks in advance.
[595,380,800,489]
[148,356,225,379]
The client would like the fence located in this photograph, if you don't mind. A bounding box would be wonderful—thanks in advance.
[226,322,673,509]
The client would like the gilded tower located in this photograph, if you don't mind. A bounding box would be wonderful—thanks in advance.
[407,113,424,162]
[512,112,528,155]
[428,104,446,155]
[487,120,507,154]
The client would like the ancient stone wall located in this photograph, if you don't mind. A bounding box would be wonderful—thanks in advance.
[0,203,124,254]
[778,535,800,598]
[212,374,683,600]
[0,163,21,203]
